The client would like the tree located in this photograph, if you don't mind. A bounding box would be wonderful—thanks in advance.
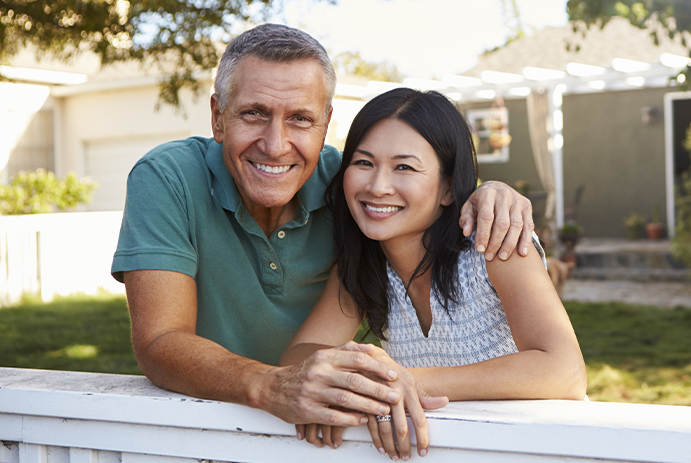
[331,50,404,82]
[0,0,298,109]
[566,0,691,86]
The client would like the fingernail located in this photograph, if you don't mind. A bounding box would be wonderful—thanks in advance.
[379,448,386,455]
[388,392,399,402]
[419,448,428,457]
[360,416,368,425]
[380,405,389,415]
[522,247,528,255]
[388,369,397,380]
[477,245,485,253]
[403,456,410,461]
[391,456,399,461]
[485,252,494,261]
[296,432,303,440]
[499,252,508,260]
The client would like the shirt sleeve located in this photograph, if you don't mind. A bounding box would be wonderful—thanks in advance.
[111,158,198,283]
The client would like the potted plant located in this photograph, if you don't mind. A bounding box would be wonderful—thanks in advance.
[646,205,665,240]
[559,220,582,265]
[624,213,646,240]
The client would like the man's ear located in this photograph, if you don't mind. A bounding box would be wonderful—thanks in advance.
[210,94,225,143]
[321,106,333,150]
[441,178,454,207]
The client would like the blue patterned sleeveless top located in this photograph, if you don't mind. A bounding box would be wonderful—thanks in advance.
[380,233,546,369]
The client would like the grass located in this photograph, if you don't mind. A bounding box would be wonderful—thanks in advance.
[0,293,141,375]
[1,295,690,405]
[566,301,691,405]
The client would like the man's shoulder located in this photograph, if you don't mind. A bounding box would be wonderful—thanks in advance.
[137,136,215,168]
[314,144,342,184]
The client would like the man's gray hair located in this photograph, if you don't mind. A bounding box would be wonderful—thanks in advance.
[214,24,336,118]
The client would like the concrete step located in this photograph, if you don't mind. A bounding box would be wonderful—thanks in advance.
[571,238,690,282]
[572,267,691,282]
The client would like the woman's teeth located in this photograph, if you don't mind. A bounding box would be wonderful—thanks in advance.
[365,204,402,213]
[252,162,291,174]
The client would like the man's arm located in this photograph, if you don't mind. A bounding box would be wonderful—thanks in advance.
[460,181,534,261]
[124,269,400,425]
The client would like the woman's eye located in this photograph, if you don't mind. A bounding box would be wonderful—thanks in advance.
[351,159,372,167]
[396,164,415,171]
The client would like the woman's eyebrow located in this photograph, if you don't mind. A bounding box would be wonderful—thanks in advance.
[354,148,374,157]
[354,149,422,163]
[392,154,422,162]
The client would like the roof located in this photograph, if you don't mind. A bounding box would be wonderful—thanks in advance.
[464,17,690,77]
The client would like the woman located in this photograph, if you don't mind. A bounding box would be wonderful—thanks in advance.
[280,88,586,460]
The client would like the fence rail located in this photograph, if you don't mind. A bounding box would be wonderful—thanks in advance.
[1,367,690,463]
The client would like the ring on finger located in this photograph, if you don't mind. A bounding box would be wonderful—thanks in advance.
[375,414,392,423]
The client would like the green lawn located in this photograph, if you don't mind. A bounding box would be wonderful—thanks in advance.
[1,294,690,405]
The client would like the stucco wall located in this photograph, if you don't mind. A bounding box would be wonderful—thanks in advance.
[562,87,669,237]
[57,81,214,177]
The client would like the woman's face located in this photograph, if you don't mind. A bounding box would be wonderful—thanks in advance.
[343,118,452,248]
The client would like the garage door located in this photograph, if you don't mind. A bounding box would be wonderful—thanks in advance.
[84,133,188,211]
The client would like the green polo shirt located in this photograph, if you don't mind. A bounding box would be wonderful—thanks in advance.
[112,137,340,366]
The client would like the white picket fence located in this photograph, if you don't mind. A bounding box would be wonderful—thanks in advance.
[0,212,125,305]
[1,367,690,463]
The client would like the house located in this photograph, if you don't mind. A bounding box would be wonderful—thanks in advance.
[2,17,690,237]
[458,17,691,238]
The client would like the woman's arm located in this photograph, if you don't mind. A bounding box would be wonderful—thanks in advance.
[410,244,587,401]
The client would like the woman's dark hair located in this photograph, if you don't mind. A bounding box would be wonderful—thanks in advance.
[325,88,478,339]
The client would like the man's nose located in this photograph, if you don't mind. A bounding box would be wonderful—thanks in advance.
[365,170,395,196]
[262,119,291,158]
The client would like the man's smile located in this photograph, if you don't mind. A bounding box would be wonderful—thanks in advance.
[250,161,294,174]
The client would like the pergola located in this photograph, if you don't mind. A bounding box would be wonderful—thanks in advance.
[335,52,690,234]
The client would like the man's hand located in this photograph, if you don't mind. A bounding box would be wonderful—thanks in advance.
[264,342,401,427]
[460,181,534,261]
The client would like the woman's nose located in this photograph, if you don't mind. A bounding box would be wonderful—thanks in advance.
[365,170,395,196]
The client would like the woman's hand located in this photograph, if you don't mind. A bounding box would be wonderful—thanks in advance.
[344,343,449,459]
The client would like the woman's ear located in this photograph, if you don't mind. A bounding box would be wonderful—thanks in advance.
[440,178,454,207]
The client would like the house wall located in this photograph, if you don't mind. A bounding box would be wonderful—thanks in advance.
[562,87,669,237]
[57,81,214,211]
[462,98,546,219]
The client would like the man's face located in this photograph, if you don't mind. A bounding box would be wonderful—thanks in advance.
[211,56,332,215]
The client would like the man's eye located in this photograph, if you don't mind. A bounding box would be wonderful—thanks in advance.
[293,115,313,124]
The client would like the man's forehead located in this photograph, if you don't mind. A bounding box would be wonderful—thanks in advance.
[229,57,328,109]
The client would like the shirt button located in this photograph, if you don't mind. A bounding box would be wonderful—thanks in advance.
[269,262,277,270]
[277,230,286,239]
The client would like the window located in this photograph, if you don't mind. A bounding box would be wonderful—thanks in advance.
[466,107,511,163]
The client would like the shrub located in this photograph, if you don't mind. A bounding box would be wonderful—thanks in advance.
[672,127,691,267]
[0,169,96,215]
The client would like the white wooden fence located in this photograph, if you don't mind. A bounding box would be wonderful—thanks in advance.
[0,212,125,305]
[1,367,690,463]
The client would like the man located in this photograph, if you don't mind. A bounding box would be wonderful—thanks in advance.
[112,23,534,448]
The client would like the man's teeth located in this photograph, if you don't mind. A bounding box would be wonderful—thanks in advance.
[365,204,402,213]
[252,162,291,174]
